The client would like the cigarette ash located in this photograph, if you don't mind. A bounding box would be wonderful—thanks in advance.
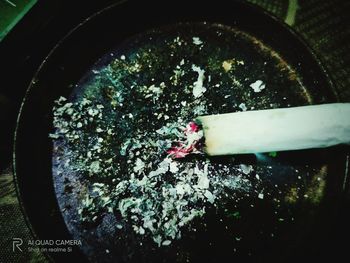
[53,96,259,246]
[250,80,266,93]
[166,121,204,158]
[51,23,310,254]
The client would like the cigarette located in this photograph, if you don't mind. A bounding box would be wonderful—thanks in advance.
[196,103,350,156]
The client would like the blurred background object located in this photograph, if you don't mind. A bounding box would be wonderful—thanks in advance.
[0,0,37,41]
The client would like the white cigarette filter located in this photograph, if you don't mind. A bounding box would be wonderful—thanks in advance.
[196,103,350,156]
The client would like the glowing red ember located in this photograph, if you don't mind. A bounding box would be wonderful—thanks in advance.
[167,121,203,158]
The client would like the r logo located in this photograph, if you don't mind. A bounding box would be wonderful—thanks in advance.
[12,238,23,252]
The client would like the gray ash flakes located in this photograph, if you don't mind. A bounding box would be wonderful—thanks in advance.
[50,23,318,260]
[53,94,259,246]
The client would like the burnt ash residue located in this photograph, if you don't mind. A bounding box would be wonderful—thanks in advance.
[51,23,327,262]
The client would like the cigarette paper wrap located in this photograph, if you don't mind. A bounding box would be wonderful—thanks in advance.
[196,103,350,156]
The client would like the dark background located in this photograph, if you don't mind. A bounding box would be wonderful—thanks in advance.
[0,0,349,262]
